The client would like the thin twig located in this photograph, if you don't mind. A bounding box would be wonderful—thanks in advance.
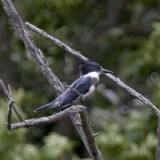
[0,79,10,100]
[25,22,88,62]
[93,132,100,137]
[105,74,160,116]
[8,84,24,121]
[7,100,13,130]
[64,83,84,104]
[12,105,24,122]
[0,79,24,123]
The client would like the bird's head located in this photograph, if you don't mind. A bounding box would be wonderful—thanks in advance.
[80,60,113,75]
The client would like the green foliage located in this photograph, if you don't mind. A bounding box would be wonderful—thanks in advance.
[42,133,74,160]
[0,90,75,160]
[95,110,157,160]
[121,22,160,77]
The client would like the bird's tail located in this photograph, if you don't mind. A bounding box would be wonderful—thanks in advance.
[34,100,57,113]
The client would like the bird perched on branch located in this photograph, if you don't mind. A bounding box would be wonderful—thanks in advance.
[34,60,113,113]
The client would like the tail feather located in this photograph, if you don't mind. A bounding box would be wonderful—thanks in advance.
[34,101,57,113]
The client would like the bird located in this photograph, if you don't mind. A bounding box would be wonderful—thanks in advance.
[34,60,113,113]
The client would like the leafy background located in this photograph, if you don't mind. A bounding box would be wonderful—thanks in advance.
[0,0,160,159]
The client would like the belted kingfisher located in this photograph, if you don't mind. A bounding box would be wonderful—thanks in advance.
[34,60,112,113]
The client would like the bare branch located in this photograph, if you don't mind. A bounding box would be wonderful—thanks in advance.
[1,0,64,95]
[70,113,103,160]
[105,74,160,116]
[0,0,102,159]
[7,100,13,130]
[0,79,10,100]
[10,105,85,130]
[25,22,88,62]
[64,83,84,103]
[80,110,102,160]
[0,79,24,124]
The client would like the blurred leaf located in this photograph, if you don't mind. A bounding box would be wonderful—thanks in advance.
[42,133,74,160]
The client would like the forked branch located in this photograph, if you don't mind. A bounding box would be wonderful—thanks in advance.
[25,22,160,117]
[0,79,24,129]
[0,0,102,159]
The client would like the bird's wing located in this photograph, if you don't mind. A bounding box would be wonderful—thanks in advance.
[34,76,92,112]
[59,76,92,106]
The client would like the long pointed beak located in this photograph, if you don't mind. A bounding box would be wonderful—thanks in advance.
[100,67,113,74]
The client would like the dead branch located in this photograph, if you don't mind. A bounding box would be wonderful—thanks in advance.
[25,22,88,62]
[0,0,102,159]
[10,105,85,130]
[1,0,64,95]
[105,74,160,116]
[80,110,103,160]
[0,79,24,127]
